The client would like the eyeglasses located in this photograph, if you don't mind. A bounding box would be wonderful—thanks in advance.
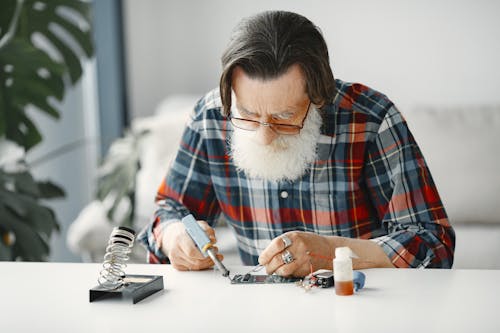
[229,102,311,135]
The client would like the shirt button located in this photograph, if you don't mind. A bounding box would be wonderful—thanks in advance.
[280,191,288,199]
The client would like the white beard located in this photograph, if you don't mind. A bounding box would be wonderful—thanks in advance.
[230,107,322,182]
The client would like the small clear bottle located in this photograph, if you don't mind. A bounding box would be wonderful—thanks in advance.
[333,247,354,296]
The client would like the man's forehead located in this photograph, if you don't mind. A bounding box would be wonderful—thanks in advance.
[231,90,307,113]
[231,65,308,112]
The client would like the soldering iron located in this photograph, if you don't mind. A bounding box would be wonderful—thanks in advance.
[182,214,231,278]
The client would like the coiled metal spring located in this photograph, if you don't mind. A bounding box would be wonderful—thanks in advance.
[98,226,135,289]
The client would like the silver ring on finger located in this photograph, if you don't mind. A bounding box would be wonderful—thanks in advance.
[281,235,292,249]
[281,249,294,265]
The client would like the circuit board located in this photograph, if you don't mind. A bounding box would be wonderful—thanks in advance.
[231,274,301,284]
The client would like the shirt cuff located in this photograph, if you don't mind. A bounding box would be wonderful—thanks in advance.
[138,218,181,264]
[370,232,432,268]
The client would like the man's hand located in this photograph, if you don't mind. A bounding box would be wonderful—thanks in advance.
[259,231,395,277]
[258,231,335,277]
[161,220,224,271]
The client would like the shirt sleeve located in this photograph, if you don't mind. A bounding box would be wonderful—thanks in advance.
[137,106,221,264]
[365,105,455,268]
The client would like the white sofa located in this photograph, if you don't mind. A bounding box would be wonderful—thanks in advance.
[403,105,500,269]
[69,96,500,269]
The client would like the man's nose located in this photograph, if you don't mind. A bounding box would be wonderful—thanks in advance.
[254,124,278,145]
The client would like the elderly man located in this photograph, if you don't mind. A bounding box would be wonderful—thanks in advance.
[139,10,455,277]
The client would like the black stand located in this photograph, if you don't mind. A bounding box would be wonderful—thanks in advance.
[89,275,164,304]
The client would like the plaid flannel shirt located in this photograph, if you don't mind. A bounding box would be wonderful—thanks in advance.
[138,79,455,268]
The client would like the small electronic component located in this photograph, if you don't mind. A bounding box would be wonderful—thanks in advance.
[313,270,334,288]
[231,274,301,284]
[297,269,366,292]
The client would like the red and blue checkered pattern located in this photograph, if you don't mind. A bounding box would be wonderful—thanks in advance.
[138,79,455,268]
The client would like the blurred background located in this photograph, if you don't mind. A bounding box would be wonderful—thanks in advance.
[1,0,499,267]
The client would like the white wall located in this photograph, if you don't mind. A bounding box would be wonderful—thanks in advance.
[123,0,500,118]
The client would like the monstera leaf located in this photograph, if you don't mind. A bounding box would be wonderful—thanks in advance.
[0,0,94,151]
[0,161,65,261]
[0,0,93,261]
[0,170,64,261]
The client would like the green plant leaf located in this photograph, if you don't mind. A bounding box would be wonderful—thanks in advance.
[0,39,63,149]
[51,13,93,58]
[0,1,17,40]
[0,166,61,261]
[10,170,40,197]
[0,0,94,151]
[23,0,94,83]
[0,188,26,217]
[0,205,50,261]
[41,28,83,84]
[5,111,43,151]
[0,0,90,261]
[1,39,66,101]
[0,188,57,237]
[0,104,6,135]
[37,181,65,199]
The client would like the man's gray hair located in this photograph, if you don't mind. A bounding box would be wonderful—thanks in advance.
[220,10,336,116]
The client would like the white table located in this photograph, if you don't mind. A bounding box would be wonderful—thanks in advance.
[1,262,499,333]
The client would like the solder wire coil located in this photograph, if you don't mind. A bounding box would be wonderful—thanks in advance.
[98,226,136,289]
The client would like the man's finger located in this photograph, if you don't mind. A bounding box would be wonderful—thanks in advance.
[275,259,300,277]
[259,234,290,265]
[264,251,287,275]
[190,257,216,270]
[197,220,217,243]
[180,235,206,260]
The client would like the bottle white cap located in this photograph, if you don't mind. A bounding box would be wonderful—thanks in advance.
[335,247,351,260]
[334,247,356,283]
